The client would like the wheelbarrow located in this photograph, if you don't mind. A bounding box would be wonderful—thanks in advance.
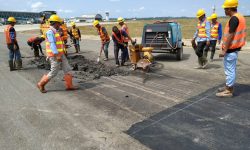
[129,44,154,72]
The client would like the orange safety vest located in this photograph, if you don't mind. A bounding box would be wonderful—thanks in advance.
[122,24,130,42]
[4,25,16,44]
[45,27,65,57]
[60,24,68,41]
[211,22,219,39]
[28,37,42,45]
[112,31,124,44]
[222,13,246,50]
[98,26,110,43]
[197,19,207,38]
[41,22,50,36]
[71,27,80,39]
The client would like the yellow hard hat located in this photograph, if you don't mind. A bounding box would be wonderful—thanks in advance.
[210,13,218,19]
[7,17,16,23]
[41,35,45,39]
[93,20,99,27]
[117,17,125,23]
[207,17,211,21]
[196,9,206,18]
[71,21,76,26]
[49,15,62,23]
[222,0,238,8]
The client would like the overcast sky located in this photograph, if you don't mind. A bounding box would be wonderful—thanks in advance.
[0,0,249,18]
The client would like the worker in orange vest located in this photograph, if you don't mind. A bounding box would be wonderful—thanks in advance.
[208,13,222,62]
[118,17,130,62]
[69,22,81,53]
[27,35,45,58]
[192,9,210,69]
[4,17,22,71]
[59,21,69,55]
[40,15,50,36]
[37,15,78,93]
[93,20,110,61]
[112,26,135,67]
[216,0,246,97]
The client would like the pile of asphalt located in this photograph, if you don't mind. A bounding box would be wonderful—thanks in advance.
[27,55,130,81]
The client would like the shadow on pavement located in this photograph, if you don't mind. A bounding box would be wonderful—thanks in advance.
[126,83,250,150]
[154,54,191,62]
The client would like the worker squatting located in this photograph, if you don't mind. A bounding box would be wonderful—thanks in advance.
[4,0,247,98]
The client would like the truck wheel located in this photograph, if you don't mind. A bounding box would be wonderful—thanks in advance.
[176,46,183,61]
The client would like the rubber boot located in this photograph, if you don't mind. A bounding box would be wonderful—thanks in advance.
[216,86,233,98]
[202,57,208,69]
[75,46,78,53]
[8,60,15,71]
[194,57,203,69]
[64,74,79,90]
[37,75,50,93]
[16,59,23,70]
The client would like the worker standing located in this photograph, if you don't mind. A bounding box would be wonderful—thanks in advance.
[216,0,246,97]
[37,15,78,93]
[59,21,69,55]
[27,35,45,59]
[118,17,130,62]
[192,9,210,69]
[40,15,50,36]
[69,22,81,53]
[112,26,134,67]
[93,20,110,61]
[4,17,22,71]
[209,13,222,62]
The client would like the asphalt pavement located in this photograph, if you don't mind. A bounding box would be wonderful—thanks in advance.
[0,31,250,150]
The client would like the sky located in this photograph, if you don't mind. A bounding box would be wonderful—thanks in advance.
[0,0,250,18]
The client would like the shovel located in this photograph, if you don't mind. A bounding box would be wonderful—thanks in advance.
[97,44,104,63]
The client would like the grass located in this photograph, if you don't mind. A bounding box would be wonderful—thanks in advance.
[79,16,250,41]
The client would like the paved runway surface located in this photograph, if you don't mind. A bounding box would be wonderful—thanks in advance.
[0,31,250,150]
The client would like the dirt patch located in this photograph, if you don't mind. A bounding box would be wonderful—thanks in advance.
[27,55,130,81]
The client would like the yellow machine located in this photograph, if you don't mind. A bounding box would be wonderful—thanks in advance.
[129,44,154,72]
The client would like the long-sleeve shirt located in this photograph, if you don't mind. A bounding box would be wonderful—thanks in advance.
[46,28,58,55]
[211,23,222,41]
[193,18,211,42]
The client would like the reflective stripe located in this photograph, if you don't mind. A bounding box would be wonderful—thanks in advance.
[211,22,219,39]
[71,27,80,39]
[98,26,110,42]
[224,29,247,37]
[197,20,207,38]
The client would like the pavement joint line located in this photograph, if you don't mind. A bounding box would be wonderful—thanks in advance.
[103,76,181,103]
[94,82,172,109]
[129,92,213,136]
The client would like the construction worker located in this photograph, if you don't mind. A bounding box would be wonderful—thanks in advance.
[192,9,210,69]
[69,22,81,53]
[4,17,22,71]
[27,35,45,58]
[117,17,130,62]
[59,21,69,55]
[37,15,78,93]
[40,15,50,36]
[209,13,222,61]
[216,0,246,97]
[112,26,135,67]
[93,20,110,61]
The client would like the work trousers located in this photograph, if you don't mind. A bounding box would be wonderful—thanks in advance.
[123,42,129,61]
[114,44,126,65]
[27,42,42,57]
[7,44,22,61]
[196,41,209,58]
[210,40,217,60]
[47,54,72,80]
[224,52,238,87]
[103,41,110,59]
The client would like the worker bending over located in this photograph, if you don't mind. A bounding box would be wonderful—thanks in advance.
[27,35,45,59]
[192,9,210,69]
[93,20,110,61]
[37,15,78,93]
[112,26,135,67]
[4,17,22,71]
[69,22,81,53]
[216,0,246,97]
